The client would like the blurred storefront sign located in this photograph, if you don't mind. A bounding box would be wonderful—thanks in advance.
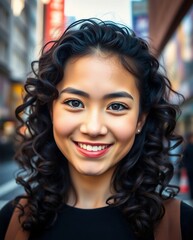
[10,83,24,118]
[131,0,149,39]
[44,0,65,45]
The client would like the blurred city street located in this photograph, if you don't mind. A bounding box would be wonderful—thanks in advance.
[0,159,24,208]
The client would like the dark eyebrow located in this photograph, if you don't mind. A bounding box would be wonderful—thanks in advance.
[59,87,89,98]
[59,87,134,100]
[103,92,134,100]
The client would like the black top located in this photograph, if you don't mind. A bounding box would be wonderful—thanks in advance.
[0,200,193,240]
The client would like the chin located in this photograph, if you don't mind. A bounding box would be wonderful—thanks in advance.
[78,167,105,176]
[81,171,103,176]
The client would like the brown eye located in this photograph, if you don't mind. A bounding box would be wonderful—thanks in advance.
[108,103,128,111]
[64,100,84,108]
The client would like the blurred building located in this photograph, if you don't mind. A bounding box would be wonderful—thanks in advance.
[131,0,148,39]
[43,0,65,45]
[0,0,45,160]
[149,0,193,135]
[0,0,40,120]
[0,0,67,161]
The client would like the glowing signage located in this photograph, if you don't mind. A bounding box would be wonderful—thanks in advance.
[44,0,65,45]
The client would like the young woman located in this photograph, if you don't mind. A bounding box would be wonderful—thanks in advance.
[0,18,192,240]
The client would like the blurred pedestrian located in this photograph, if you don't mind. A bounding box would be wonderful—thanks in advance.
[168,139,183,179]
[0,18,193,240]
[182,132,193,201]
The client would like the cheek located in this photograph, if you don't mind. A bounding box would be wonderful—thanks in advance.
[52,109,78,137]
[109,116,138,142]
[52,112,79,157]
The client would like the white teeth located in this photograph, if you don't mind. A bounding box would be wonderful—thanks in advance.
[77,143,108,151]
[87,145,92,151]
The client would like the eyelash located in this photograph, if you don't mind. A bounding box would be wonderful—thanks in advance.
[107,103,128,111]
[63,99,128,112]
[64,99,84,108]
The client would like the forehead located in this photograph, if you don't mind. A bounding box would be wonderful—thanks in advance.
[57,54,139,99]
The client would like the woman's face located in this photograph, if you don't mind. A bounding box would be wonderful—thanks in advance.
[52,54,145,178]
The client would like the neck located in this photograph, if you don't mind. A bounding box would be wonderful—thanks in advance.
[67,166,115,209]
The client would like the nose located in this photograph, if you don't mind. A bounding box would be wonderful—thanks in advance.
[80,109,108,137]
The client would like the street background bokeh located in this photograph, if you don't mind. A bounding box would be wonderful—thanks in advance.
[0,0,193,208]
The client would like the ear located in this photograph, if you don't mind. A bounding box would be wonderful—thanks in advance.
[136,113,147,134]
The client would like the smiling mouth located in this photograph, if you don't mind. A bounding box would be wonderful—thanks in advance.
[74,141,112,153]
[74,142,112,158]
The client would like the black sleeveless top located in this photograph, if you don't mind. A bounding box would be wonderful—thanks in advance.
[0,200,193,240]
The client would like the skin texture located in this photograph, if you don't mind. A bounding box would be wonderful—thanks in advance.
[52,53,146,208]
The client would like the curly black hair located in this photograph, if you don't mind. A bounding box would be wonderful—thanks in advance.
[14,18,183,237]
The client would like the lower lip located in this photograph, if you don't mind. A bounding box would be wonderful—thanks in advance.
[75,144,111,158]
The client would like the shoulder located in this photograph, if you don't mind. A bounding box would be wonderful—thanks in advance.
[156,198,193,240]
[0,200,15,239]
[181,201,193,239]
